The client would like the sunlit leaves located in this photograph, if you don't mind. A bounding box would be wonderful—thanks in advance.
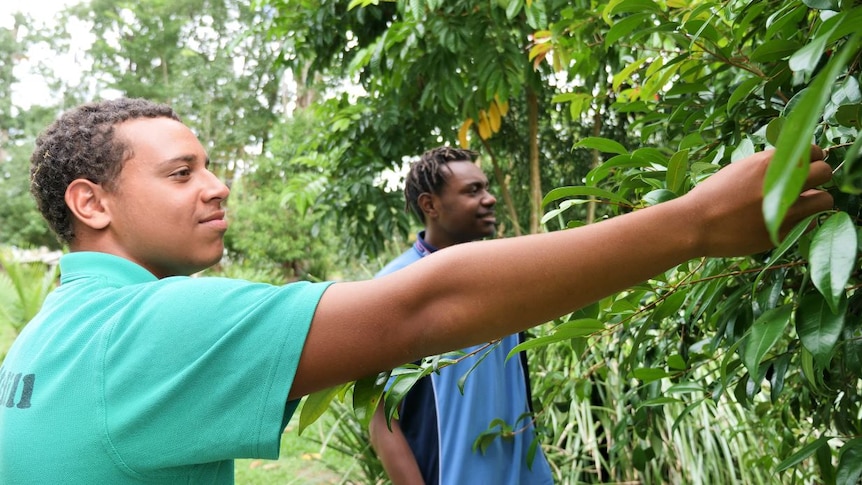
[574,136,628,155]
[542,186,630,208]
[506,318,605,360]
[809,212,858,312]
[298,384,345,434]
[764,32,861,242]
[665,149,689,194]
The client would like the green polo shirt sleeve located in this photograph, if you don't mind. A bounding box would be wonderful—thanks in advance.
[100,276,332,473]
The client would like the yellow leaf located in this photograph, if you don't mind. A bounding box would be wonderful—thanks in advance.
[458,118,474,148]
[488,103,502,133]
[528,42,552,62]
[477,111,491,140]
[494,95,509,116]
[533,30,552,41]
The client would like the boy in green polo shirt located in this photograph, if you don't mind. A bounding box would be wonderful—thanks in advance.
[0,98,833,483]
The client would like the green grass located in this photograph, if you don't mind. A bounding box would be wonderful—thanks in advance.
[235,411,358,485]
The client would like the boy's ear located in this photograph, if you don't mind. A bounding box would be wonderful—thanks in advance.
[417,192,438,220]
[64,179,110,230]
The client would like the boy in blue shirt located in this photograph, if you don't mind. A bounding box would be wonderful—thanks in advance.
[369,146,553,484]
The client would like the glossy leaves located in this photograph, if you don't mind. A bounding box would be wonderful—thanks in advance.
[809,212,858,313]
[743,304,792,384]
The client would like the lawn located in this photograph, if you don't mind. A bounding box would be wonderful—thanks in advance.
[235,410,360,484]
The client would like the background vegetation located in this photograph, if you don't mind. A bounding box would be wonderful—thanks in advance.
[1,0,860,483]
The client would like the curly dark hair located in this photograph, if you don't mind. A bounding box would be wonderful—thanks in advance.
[30,98,180,246]
[404,146,478,222]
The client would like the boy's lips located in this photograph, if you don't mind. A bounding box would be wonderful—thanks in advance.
[200,211,228,230]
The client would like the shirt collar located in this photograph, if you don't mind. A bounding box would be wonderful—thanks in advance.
[59,252,159,286]
[413,230,438,257]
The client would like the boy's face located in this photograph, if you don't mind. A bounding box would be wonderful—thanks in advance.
[431,160,497,246]
[101,117,230,277]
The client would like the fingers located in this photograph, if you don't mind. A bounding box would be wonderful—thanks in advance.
[795,188,835,213]
[808,145,826,162]
[804,160,832,190]
[803,145,829,190]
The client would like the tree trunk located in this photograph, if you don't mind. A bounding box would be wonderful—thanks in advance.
[586,107,603,224]
[527,87,541,235]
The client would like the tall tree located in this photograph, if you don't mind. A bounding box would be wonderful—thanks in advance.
[262,0,616,257]
[73,0,285,180]
[0,14,59,248]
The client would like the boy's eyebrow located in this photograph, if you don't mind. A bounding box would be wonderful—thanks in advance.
[157,154,208,167]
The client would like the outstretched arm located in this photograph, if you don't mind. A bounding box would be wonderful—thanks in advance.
[289,148,833,399]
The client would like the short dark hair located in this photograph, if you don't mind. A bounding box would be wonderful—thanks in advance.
[30,98,180,245]
[404,146,478,222]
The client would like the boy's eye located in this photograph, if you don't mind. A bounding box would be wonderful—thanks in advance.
[171,168,191,178]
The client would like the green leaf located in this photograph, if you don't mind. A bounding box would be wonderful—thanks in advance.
[642,189,677,206]
[671,399,707,434]
[775,435,831,473]
[835,104,862,128]
[506,318,605,359]
[352,370,388,428]
[574,136,628,155]
[457,344,496,393]
[837,439,862,485]
[809,212,858,313]
[731,137,755,162]
[666,382,703,394]
[298,384,344,434]
[802,0,839,11]
[605,13,649,47]
[586,155,653,185]
[665,149,689,194]
[613,58,647,91]
[679,132,704,150]
[796,291,847,367]
[765,117,785,146]
[764,33,862,243]
[383,367,425,425]
[753,213,821,292]
[638,396,681,407]
[750,39,801,62]
[788,24,833,75]
[800,347,820,389]
[542,185,630,207]
[727,77,763,112]
[769,353,791,403]
[607,0,662,15]
[651,290,687,321]
[666,83,708,96]
[743,304,792,384]
[838,135,862,195]
[632,368,672,384]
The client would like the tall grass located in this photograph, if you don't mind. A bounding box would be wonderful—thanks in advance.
[527,315,822,484]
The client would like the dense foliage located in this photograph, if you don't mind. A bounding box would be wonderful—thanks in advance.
[277,0,862,482]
